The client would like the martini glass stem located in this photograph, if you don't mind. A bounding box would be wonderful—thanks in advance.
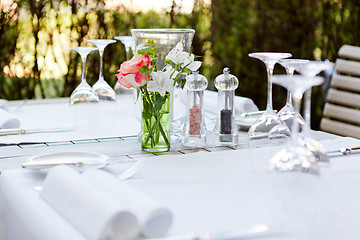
[266,66,274,112]
[81,55,87,84]
[98,49,104,81]
[291,93,301,143]
[285,69,294,106]
[303,89,311,136]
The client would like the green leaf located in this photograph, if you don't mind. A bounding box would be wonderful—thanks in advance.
[181,80,186,89]
[137,49,146,54]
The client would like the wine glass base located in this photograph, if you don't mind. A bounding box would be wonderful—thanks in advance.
[248,113,290,147]
[70,87,99,105]
[278,111,305,133]
[269,145,319,175]
[92,81,116,101]
[299,136,329,164]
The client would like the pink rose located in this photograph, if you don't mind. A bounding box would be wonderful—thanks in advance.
[115,54,151,89]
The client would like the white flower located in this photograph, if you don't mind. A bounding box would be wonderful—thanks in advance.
[165,42,202,72]
[148,71,174,96]
[165,42,185,64]
[181,53,202,71]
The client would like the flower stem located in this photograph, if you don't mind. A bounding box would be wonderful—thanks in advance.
[141,88,170,148]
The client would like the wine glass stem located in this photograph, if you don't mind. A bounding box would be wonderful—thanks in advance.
[99,49,104,80]
[286,69,294,106]
[81,56,87,83]
[303,89,312,136]
[291,94,301,144]
[266,66,274,112]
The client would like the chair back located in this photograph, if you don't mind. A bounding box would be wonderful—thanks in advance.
[320,45,360,138]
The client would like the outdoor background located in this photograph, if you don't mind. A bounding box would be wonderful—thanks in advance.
[1,0,360,129]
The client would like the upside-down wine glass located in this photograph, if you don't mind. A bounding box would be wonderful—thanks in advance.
[277,59,309,131]
[87,39,117,127]
[114,36,136,94]
[296,61,334,162]
[69,47,99,129]
[248,52,292,147]
[87,39,117,101]
[269,75,324,174]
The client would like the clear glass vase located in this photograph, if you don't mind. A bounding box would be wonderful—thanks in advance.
[141,91,170,152]
[131,28,196,143]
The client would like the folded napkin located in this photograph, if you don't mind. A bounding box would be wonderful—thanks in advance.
[0,108,20,129]
[39,166,140,240]
[179,89,259,117]
[83,169,173,238]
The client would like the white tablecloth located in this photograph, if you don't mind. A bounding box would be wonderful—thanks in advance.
[1,136,360,240]
[1,90,258,144]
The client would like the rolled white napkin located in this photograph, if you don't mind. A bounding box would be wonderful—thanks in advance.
[0,108,20,129]
[83,169,173,238]
[179,89,259,117]
[39,166,140,240]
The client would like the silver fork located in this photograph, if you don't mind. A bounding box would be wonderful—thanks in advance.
[33,158,149,191]
[117,158,149,180]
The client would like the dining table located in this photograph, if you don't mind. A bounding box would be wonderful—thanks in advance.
[0,91,359,240]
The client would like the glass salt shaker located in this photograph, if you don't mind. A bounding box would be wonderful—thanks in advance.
[214,67,239,146]
[182,72,208,147]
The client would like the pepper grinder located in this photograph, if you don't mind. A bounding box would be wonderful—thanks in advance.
[214,67,239,146]
[182,71,208,147]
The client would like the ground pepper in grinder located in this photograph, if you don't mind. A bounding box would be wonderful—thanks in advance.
[215,67,239,145]
[182,71,208,147]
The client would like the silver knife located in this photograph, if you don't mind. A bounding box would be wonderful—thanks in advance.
[148,224,271,240]
[240,110,277,118]
[22,160,87,168]
[326,147,360,157]
[0,127,74,136]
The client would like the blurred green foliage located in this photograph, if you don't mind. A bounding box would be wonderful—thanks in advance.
[1,0,360,129]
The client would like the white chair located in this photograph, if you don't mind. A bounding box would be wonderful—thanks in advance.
[320,45,360,138]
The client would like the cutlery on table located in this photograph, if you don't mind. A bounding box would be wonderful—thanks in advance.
[23,160,88,168]
[0,127,74,136]
[148,224,272,240]
[326,147,360,157]
[240,110,277,118]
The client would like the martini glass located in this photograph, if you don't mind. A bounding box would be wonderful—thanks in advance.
[269,75,324,174]
[69,47,99,129]
[296,61,334,162]
[114,36,136,95]
[277,59,309,131]
[248,52,292,147]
